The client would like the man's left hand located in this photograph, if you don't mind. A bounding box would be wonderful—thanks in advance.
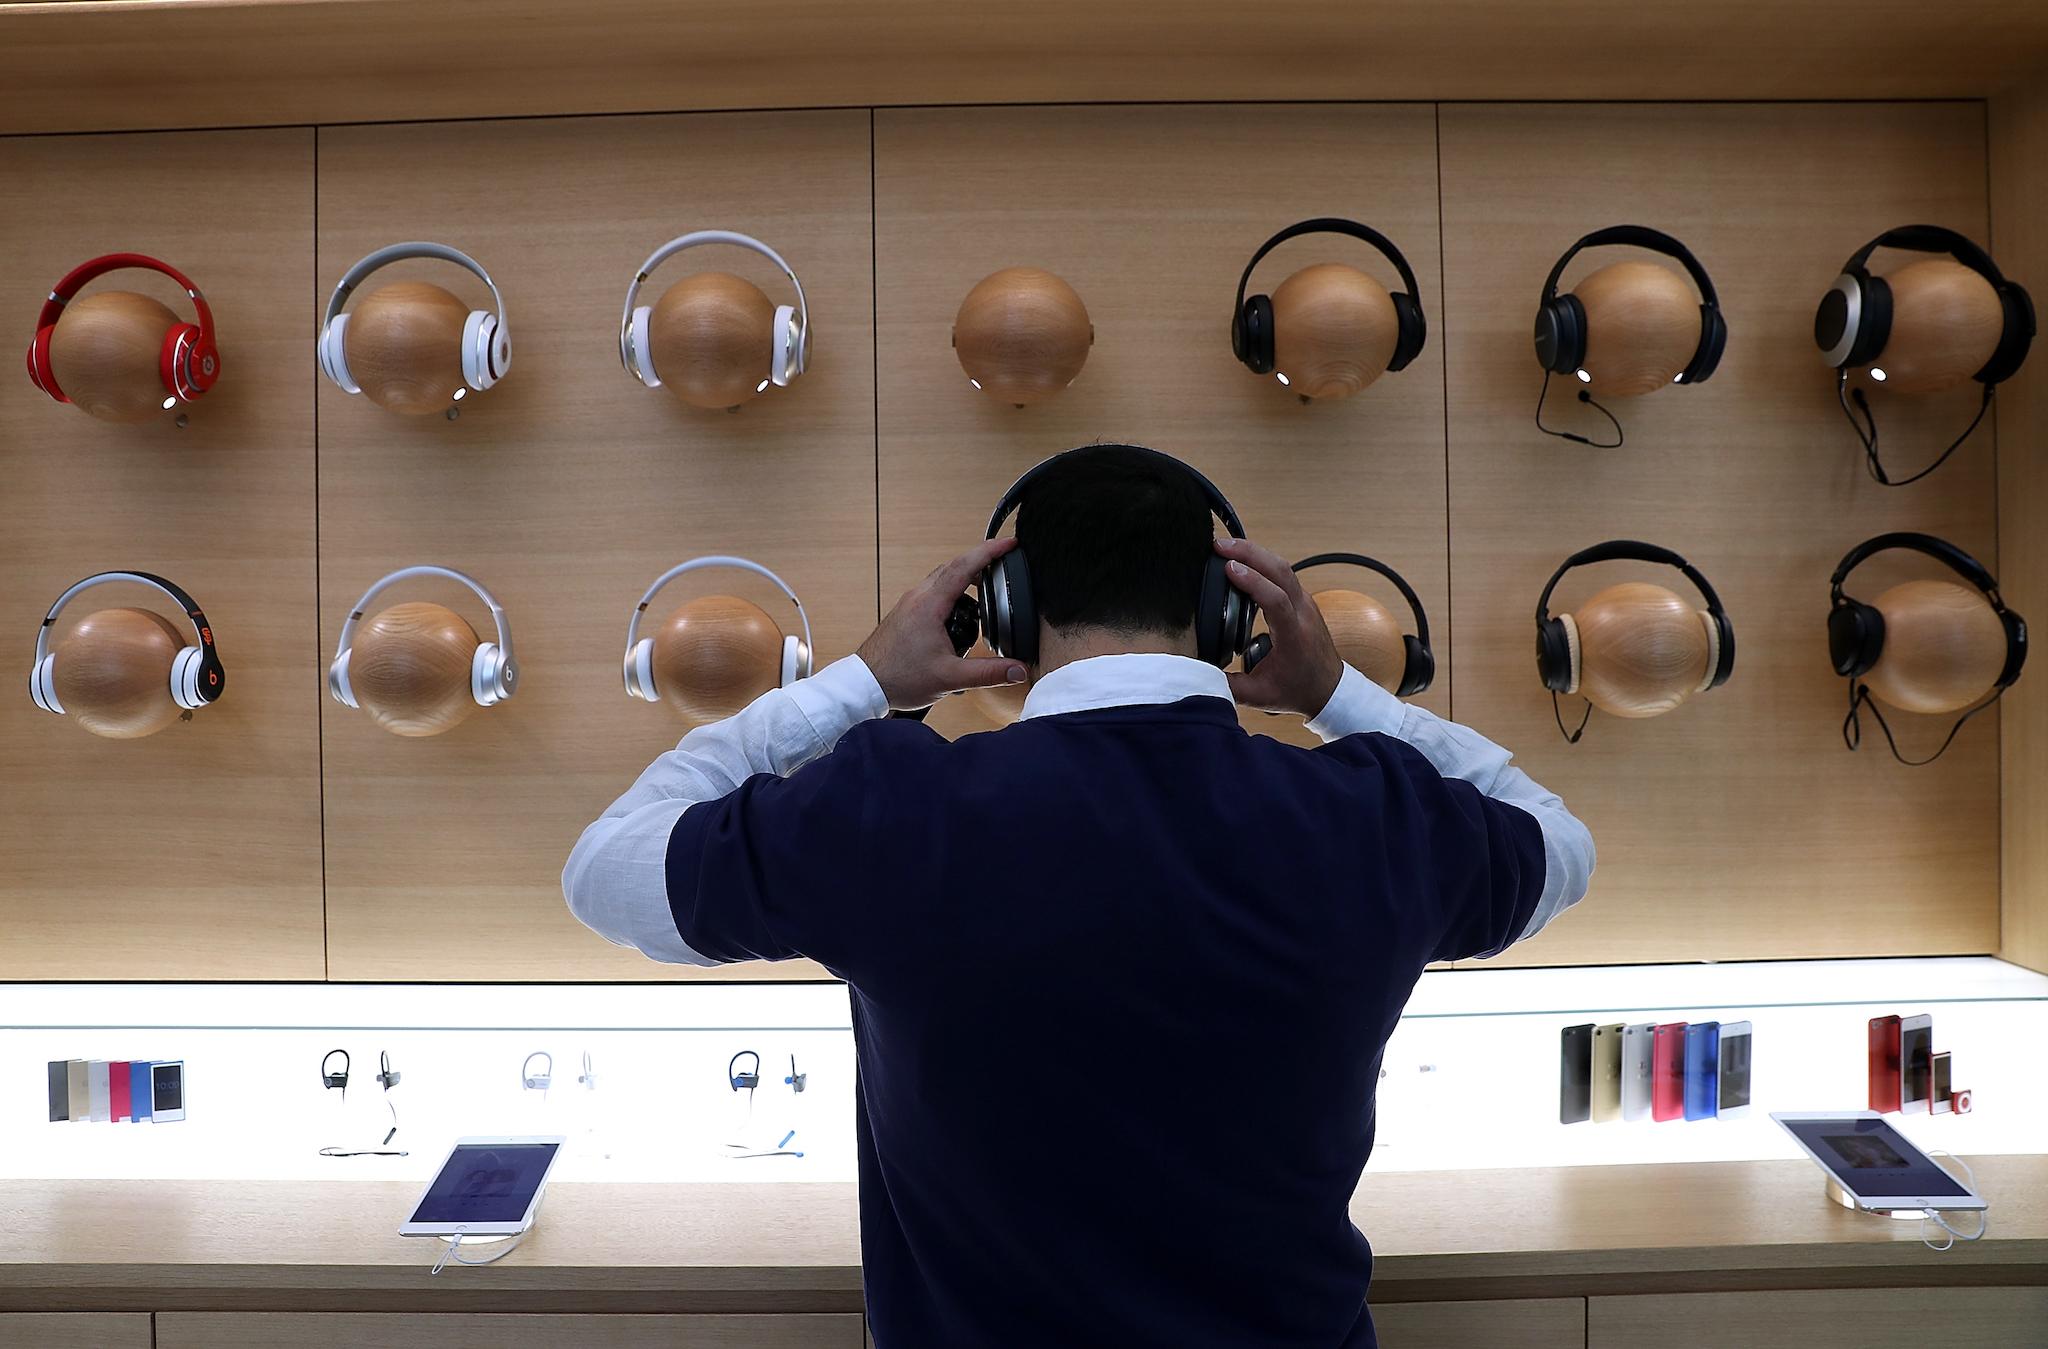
[859,538,1029,711]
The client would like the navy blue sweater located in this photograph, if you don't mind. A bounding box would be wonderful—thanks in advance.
[667,696,1545,1348]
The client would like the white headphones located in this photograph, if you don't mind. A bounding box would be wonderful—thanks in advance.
[619,231,811,393]
[521,1051,553,1093]
[30,571,225,717]
[329,566,517,710]
[318,242,511,397]
[624,557,813,702]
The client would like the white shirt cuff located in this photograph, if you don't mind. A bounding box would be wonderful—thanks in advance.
[785,653,890,745]
[1304,663,1408,742]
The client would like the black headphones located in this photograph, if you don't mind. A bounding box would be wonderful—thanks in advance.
[1815,226,2035,384]
[1535,542,1735,740]
[320,1049,350,1093]
[974,445,1255,669]
[1243,553,1434,696]
[1534,225,1726,385]
[1827,532,2027,688]
[1231,218,1427,378]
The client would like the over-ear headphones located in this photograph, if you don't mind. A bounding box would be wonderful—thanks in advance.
[1533,225,1726,385]
[620,231,811,392]
[1231,217,1427,378]
[28,254,220,407]
[321,1049,351,1094]
[521,1051,553,1093]
[30,571,226,717]
[729,1050,762,1092]
[328,565,517,710]
[622,556,814,701]
[1535,540,1735,709]
[1243,553,1434,696]
[318,242,511,397]
[1827,532,2026,687]
[1815,225,2035,384]
[974,445,1255,669]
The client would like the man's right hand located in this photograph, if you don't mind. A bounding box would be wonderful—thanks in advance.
[1216,537,1344,719]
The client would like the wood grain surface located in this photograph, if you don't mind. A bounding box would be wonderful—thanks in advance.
[159,1313,866,1349]
[341,281,475,416]
[1439,103,2000,966]
[1872,258,2007,395]
[1863,579,2012,714]
[48,607,189,740]
[1269,263,1399,401]
[1572,259,1702,397]
[646,272,779,412]
[1587,1288,2048,1349]
[346,600,486,738]
[45,291,182,424]
[951,266,1094,407]
[0,1314,151,1348]
[0,128,324,981]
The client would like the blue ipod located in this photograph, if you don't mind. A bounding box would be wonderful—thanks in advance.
[130,1061,154,1122]
[1683,1022,1720,1121]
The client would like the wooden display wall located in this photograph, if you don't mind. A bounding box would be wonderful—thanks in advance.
[0,102,2021,981]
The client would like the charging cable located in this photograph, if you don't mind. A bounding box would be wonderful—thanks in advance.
[1919,1151,1988,1251]
[430,1230,529,1275]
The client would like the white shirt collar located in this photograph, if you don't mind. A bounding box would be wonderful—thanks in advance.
[1019,652,1235,720]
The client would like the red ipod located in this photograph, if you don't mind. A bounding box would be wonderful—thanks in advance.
[1651,1022,1687,1122]
[108,1060,132,1122]
[1868,1014,1902,1113]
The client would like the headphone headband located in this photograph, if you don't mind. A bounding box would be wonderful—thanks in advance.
[1844,225,2007,287]
[38,253,217,341]
[1541,225,1719,308]
[1830,531,2001,602]
[620,231,810,371]
[335,565,513,664]
[987,445,1246,543]
[36,570,224,700]
[323,242,506,330]
[624,556,813,660]
[1534,540,1727,623]
[1291,553,1431,651]
[1234,217,1421,319]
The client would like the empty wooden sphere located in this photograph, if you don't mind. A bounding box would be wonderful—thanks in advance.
[47,291,182,423]
[651,594,785,724]
[52,607,187,739]
[1574,581,1712,719]
[961,639,1030,725]
[1270,264,1397,400]
[344,281,472,416]
[1864,579,2008,714]
[1310,589,1408,693]
[648,271,776,410]
[350,601,482,737]
[1574,260,1700,398]
[953,267,1092,406]
[1870,259,2004,395]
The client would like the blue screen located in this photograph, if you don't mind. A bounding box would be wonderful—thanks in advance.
[1784,1118,1970,1199]
[409,1143,560,1225]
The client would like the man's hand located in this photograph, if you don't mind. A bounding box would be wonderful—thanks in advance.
[859,538,1029,711]
[1216,536,1343,719]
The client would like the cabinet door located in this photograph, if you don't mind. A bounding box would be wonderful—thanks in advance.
[158,1312,866,1348]
[1373,1297,1584,1348]
[1590,1289,2048,1348]
[0,1314,151,1348]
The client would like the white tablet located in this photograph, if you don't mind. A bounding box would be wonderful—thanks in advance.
[1772,1111,1986,1212]
[398,1135,568,1238]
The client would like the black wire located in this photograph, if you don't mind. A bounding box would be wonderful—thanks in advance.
[1839,373,1993,488]
[1552,689,1592,744]
[1534,371,1624,448]
[1842,680,1999,766]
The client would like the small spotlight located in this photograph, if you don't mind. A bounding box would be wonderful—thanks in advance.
[1276,372,1291,386]
[1870,367,1888,383]
[969,378,982,391]
[756,379,770,394]
[1575,369,1592,384]
[161,397,177,410]
[452,387,467,401]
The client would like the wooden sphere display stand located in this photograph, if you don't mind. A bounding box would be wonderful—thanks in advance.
[648,272,777,410]
[1574,581,1712,718]
[1269,263,1397,400]
[953,267,1092,406]
[1864,579,2009,714]
[349,601,483,737]
[1310,589,1407,692]
[1871,259,2004,394]
[343,281,472,415]
[51,607,188,739]
[47,291,183,423]
[651,595,785,724]
[1574,260,1699,397]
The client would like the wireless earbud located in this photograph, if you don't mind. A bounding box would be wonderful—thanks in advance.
[622,557,813,702]
[729,1050,763,1092]
[522,1051,554,1093]
[318,242,510,398]
[784,1055,808,1094]
[321,1049,351,1094]
[29,571,225,720]
[376,1051,401,1091]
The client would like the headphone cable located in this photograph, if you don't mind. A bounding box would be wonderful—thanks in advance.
[1842,680,1999,767]
[1534,371,1624,449]
[1552,689,1593,744]
[1840,373,1992,488]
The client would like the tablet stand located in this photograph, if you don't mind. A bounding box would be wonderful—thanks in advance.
[1824,1177,1923,1221]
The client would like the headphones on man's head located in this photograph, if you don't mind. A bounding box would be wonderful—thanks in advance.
[975,446,1255,669]
[318,242,511,397]
[622,556,814,701]
[28,253,220,406]
[620,231,811,392]
[1533,225,1726,385]
[1827,532,2026,687]
[30,571,226,717]
[328,565,517,710]
[1231,218,1427,377]
[1243,553,1435,697]
[1815,226,2034,383]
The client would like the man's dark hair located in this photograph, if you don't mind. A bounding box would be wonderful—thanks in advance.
[1013,444,1214,635]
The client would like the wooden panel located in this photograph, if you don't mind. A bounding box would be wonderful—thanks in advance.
[0,1314,150,1348]
[1991,79,2048,977]
[1373,1298,1581,1349]
[875,103,1450,751]
[4,3,2048,135]
[1439,103,1999,966]
[160,1313,864,1348]
[0,129,323,979]
[1589,1288,2048,1348]
[316,112,874,980]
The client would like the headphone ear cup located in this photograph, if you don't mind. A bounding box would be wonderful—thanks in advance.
[1397,636,1435,698]
[628,305,661,388]
[1242,631,1273,674]
[781,633,807,687]
[159,322,201,402]
[1535,295,1587,375]
[462,310,503,391]
[1996,608,2028,689]
[1680,304,1727,384]
[29,654,62,715]
[1240,294,1276,374]
[27,325,66,402]
[1849,271,1892,367]
[1827,602,1884,678]
[328,649,359,709]
[1709,611,1736,689]
[471,642,502,706]
[1193,555,1235,667]
[625,638,657,701]
[319,313,362,395]
[170,645,205,710]
[993,551,1037,666]
[1536,615,1581,694]
[770,303,798,387]
[1386,292,1427,372]
[1975,283,2036,386]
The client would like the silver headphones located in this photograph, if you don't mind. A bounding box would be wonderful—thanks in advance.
[30,571,225,717]
[623,557,813,702]
[318,242,511,397]
[620,231,810,393]
[329,566,517,710]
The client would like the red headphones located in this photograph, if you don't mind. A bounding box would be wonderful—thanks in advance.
[26,253,220,406]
